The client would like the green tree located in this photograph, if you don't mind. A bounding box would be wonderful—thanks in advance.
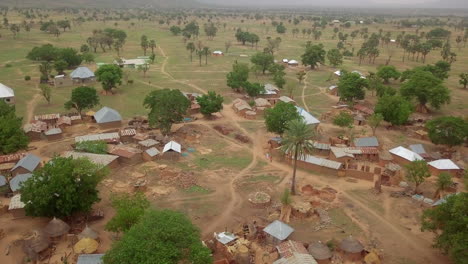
[367,113,383,136]
[425,116,468,148]
[103,209,212,264]
[39,84,52,105]
[338,72,369,102]
[64,86,100,115]
[459,73,468,89]
[297,71,306,84]
[405,160,430,193]
[20,157,107,217]
[226,62,249,92]
[202,47,210,65]
[421,193,468,264]
[401,70,451,112]
[264,102,301,135]
[75,140,107,154]
[140,35,149,55]
[244,82,264,97]
[186,42,195,62]
[196,91,224,117]
[367,72,383,96]
[280,119,315,195]
[301,43,326,69]
[375,95,412,125]
[94,65,123,94]
[82,52,95,64]
[269,64,286,88]
[149,40,156,55]
[26,44,59,62]
[59,48,82,68]
[170,26,182,36]
[276,22,286,34]
[327,48,343,67]
[106,192,150,233]
[333,112,354,130]
[376,65,400,83]
[53,59,68,75]
[143,89,190,135]
[0,101,29,154]
[435,172,453,198]
[251,52,274,74]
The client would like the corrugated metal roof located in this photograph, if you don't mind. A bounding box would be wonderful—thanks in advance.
[0,153,26,164]
[263,83,280,95]
[0,175,6,186]
[76,254,104,264]
[389,146,423,161]
[279,96,295,103]
[139,139,158,147]
[11,154,40,172]
[312,141,330,150]
[94,107,122,123]
[295,106,320,125]
[75,133,120,143]
[145,147,160,157]
[8,194,25,210]
[119,128,136,137]
[70,67,95,79]
[163,141,181,153]
[409,144,427,154]
[354,137,379,147]
[0,83,14,98]
[330,147,354,158]
[34,113,60,121]
[10,173,33,192]
[45,128,62,136]
[300,155,343,170]
[215,232,237,245]
[63,151,118,167]
[263,220,294,240]
[428,159,460,170]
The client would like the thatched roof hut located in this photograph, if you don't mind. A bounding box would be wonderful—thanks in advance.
[23,230,51,254]
[78,225,99,240]
[74,238,99,254]
[43,217,70,238]
[308,241,332,260]
[340,236,364,253]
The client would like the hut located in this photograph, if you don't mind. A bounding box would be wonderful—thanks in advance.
[57,116,72,130]
[143,147,160,161]
[23,123,43,141]
[74,238,99,254]
[263,220,294,245]
[78,226,99,240]
[428,159,461,177]
[339,236,364,262]
[0,83,15,104]
[8,194,26,219]
[43,217,70,238]
[287,60,299,66]
[389,146,423,166]
[77,254,104,264]
[109,146,142,165]
[93,107,122,129]
[119,128,137,143]
[260,84,281,99]
[274,240,317,264]
[70,114,83,125]
[10,173,33,192]
[162,141,181,160]
[381,163,402,186]
[133,133,149,142]
[328,85,338,96]
[254,98,271,112]
[23,231,51,259]
[70,66,95,84]
[63,151,119,169]
[11,153,40,176]
[44,127,63,141]
[354,113,366,126]
[353,137,379,148]
[84,111,95,122]
[34,113,60,125]
[232,99,252,117]
[138,139,159,150]
[245,110,257,120]
[308,241,333,264]
[268,137,282,149]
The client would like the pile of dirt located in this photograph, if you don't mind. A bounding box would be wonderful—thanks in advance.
[160,170,197,189]
[301,185,337,202]
[235,134,250,143]
[213,125,233,135]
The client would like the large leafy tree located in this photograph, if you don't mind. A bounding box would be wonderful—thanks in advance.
[103,209,212,264]
[106,192,150,233]
[226,62,249,92]
[333,112,354,129]
[64,86,100,115]
[143,89,190,135]
[375,95,413,126]
[376,65,400,83]
[301,43,326,69]
[196,91,224,117]
[95,65,123,94]
[250,52,274,74]
[421,193,468,264]
[264,102,301,135]
[280,119,315,195]
[327,48,343,67]
[21,157,106,218]
[425,116,468,148]
[26,44,59,62]
[0,101,29,154]
[338,72,369,102]
[405,160,430,193]
[401,70,450,112]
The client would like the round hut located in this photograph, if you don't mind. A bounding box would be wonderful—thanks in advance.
[43,217,70,238]
[308,241,333,264]
[74,238,99,254]
[78,225,99,240]
[340,236,364,262]
[23,230,51,261]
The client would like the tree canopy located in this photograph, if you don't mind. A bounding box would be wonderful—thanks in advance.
[143,89,190,135]
[226,62,249,92]
[250,52,274,74]
[405,160,430,193]
[376,65,400,83]
[244,82,264,97]
[264,102,301,135]
[327,48,343,67]
[106,192,150,233]
[301,43,326,69]
[103,209,212,264]
[95,65,123,93]
[64,86,100,114]
[401,70,450,111]
[333,112,354,129]
[21,157,106,218]
[0,101,29,154]
[337,72,369,102]
[27,44,82,67]
[426,116,468,148]
[196,91,224,117]
[375,95,413,125]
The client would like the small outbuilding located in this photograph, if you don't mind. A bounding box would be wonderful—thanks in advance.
[44,127,63,141]
[119,128,137,143]
[109,146,142,165]
[138,139,159,150]
[93,107,122,129]
[143,147,160,161]
[274,240,317,264]
[43,217,70,238]
[63,151,119,169]
[288,60,299,66]
[389,146,423,166]
[263,220,294,245]
[213,50,224,56]
[23,123,43,141]
[11,154,40,176]
[77,254,104,264]
[340,236,364,262]
[353,137,379,148]
[0,83,15,104]
[308,241,333,264]
[9,194,26,219]
[162,141,181,160]
[428,159,461,177]
[78,226,99,240]
[57,116,72,130]
[70,66,95,84]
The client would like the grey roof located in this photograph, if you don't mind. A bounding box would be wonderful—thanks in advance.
[10,173,33,192]
[215,232,237,245]
[0,175,6,186]
[70,67,95,79]
[63,151,118,167]
[145,147,160,157]
[354,137,379,147]
[409,144,427,154]
[94,107,122,123]
[263,220,294,241]
[77,254,104,264]
[11,154,40,172]
[45,127,62,136]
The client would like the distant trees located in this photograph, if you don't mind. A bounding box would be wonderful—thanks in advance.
[86,28,127,54]
[204,23,218,40]
[186,42,196,62]
[183,21,199,39]
[95,65,123,94]
[405,160,430,193]
[143,89,190,135]
[425,117,468,148]
[169,26,182,36]
[269,64,286,88]
[327,49,343,67]
[196,91,224,117]
[375,95,413,126]
[264,102,300,135]
[235,30,259,48]
[301,43,326,69]
[276,22,286,34]
[226,62,249,92]
[64,86,100,115]
[141,35,149,55]
[21,156,106,218]
[426,28,451,39]
[0,101,29,154]
[250,52,274,74]
[264,37,282,55]
[27,44,82,72]
[459,73,468,89]
[337,72,369,102]
[376,65,400,83]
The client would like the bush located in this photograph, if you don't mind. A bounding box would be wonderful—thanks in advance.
[127,80,134,84]
[75,140,108,154]
[24,75,31,81]
[342,50,354,57]
[5,64,12,68]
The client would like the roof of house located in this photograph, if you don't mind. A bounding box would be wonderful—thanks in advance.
[262,83,280,95]
[139,139,158,147]
[57,116,72,126]
[328,85,338,91]
[94,107,122,124]
[409,144,427,154]
[76,254,104,264]
[0,153,26,164]
[300,155,343,170]
[70,67,95,79]
[255,98,271,107]
[119,128,137,137]
[308,241,332,260]
[354,104,374,115]
[233,99,252,111]
[263,220,294,241]
[428,159,460,170]
[121,58,147,65]
[279,96,295,103]
[340,236,364,253]
[215,232,237,245]
[63,151,119,167]
[273,253,317,264]
[10,173,33,192]
[145,147,160,157]
[389,146,423,162]
[8,194,25,210]
[330,147,355,158]
[109,146,141,159]
[311,141,331,150]
[354,137,379,147]
[45,128,62,136]
[163,141,181,153]
[288,60,299,65]
[274,240,318,264]
[296,106,320,125]
[11,154,40,172]
[213,50,223,54]
[0,83,14,98]
[34,113,60,121]
[75,132,120,143]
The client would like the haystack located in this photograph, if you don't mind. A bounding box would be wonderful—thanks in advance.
[74,238,99,254]
[308,241,332,261]
[23,230,51,253]
[340,236,364,253]
[43,217,70,238]
[78,225,99,240]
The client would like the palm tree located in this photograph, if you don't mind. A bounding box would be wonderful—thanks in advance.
[149,40,156,55]
[186,42,195,62]
[280,119,315,195]
[202,47,210,65]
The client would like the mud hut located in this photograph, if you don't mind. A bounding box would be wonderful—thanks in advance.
[143,147,160,161]
[340,236,364,262]
[78,226,99,240]
[23,230,51,260]
[44,127,63,141]
[263,220,294,245]
[43,217,70,238]
[74,238,99,254]
[308,241,332,264]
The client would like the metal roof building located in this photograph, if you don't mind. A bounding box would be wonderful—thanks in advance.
[70,67,95,79]
[63,151,119,167]
[77,254,104,264]
[354,137,379,147]
[263,220,294,241]
[0,83,14,98]
[0,175,7,186]
[145,147,160,157]
[93,107,122,124]
[163,141,181,153]
[295,106,320,125]
[428,159,460,170]
[75,132,120,143]
[300,155,343,170]
[11,154,41,173]
[10,173,33,192]
[389,146,423,162]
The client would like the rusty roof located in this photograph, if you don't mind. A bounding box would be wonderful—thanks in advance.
[0,153,26,164]
[34,113,60,121]
[109,147,141,159]
[120,128,136,137]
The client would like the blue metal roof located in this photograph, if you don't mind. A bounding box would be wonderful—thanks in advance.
[10,173,33,192]
[11,154,40,172]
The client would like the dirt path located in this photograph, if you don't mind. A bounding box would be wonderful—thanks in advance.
[25,85,42,122]
[157,45,174,80]
[301,72,310,112]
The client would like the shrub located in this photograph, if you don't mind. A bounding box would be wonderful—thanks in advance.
[75,140,108,154]
[24,76,31,81]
